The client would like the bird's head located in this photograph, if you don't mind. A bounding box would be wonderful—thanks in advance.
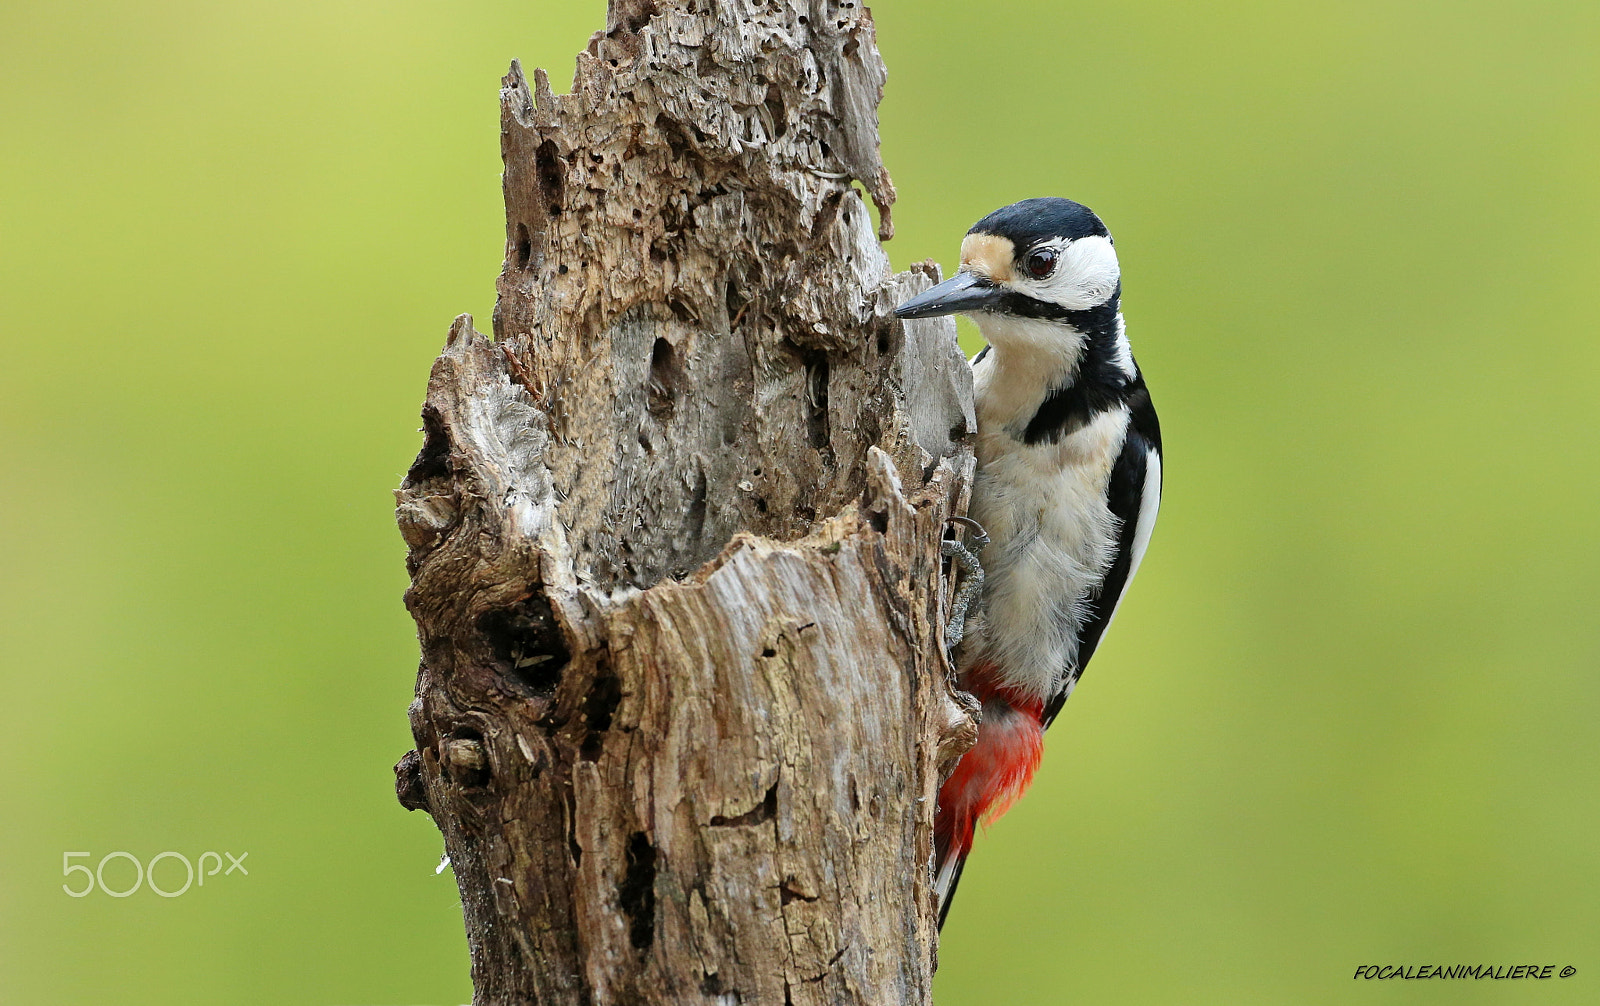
[894,198,1120,340]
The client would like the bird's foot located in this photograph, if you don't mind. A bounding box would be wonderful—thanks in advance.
[942,517,989,652]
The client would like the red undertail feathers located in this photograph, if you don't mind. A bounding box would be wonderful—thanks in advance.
[932,662,1044,921]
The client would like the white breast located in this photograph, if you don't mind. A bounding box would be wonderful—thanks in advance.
[961,348,1130,703]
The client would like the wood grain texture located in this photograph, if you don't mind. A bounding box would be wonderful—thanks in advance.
[394,3,979,1002]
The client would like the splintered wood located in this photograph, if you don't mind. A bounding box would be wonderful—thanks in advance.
[394,3,977,1003]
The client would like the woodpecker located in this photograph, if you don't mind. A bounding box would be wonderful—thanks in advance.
[894,197,1163,925]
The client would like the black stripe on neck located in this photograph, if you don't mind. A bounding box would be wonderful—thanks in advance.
[1004,287,1138,445]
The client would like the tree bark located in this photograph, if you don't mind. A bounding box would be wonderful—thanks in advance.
[394,3,978,1003]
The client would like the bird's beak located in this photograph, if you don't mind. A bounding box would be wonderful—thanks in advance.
[893,271,1004,319]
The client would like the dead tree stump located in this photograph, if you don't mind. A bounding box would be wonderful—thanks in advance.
[394,3,978,1003]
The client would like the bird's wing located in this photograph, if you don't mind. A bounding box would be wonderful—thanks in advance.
[1044,383,1162,727]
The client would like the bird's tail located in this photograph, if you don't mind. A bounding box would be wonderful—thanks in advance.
[932,665,1045,927]
[932,833,969,929]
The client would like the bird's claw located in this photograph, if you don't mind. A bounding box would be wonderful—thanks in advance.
[942,518,989,652]
[945,515,991,548]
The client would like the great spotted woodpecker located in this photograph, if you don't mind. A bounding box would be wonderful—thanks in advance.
[895,198,1163,925]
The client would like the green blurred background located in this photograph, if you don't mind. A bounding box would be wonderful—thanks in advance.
[2,1,1596,1003]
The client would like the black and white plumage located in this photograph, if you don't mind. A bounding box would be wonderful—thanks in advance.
[894,197,1163,924]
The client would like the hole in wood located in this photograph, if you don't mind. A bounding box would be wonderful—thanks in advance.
[802,349,830,448]
[514,222,533,270]
[619,832,657,951]
[477,591,570,698]
[724,278,747,327]
[535,139,565,215]
[780,877,819,905]
[763,87,786,139]
[647,337,682,418]
[405,405,451,485]
[710,783,778,827]
[579,670,623,761]
[656,114,691,157]
[874,314,898,356]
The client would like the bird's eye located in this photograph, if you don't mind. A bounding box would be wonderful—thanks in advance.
[1025,247,1058,278]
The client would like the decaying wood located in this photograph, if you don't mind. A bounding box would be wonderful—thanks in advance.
[394,2,979,1003]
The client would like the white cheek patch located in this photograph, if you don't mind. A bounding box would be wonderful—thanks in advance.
[1016,234,1120,311]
